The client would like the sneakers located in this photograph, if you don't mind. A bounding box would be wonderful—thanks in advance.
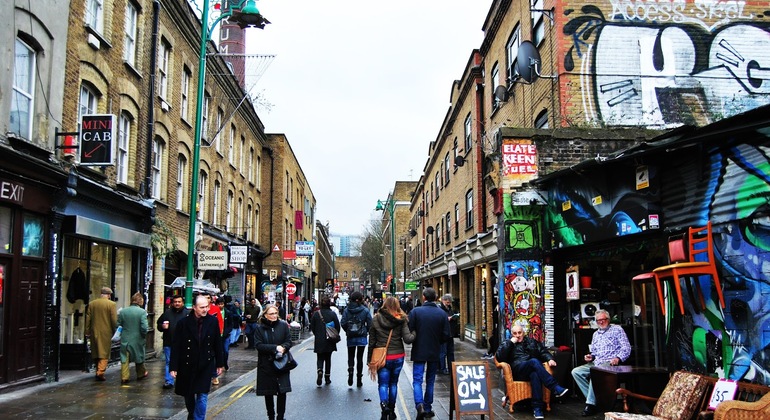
[554,386,569,398]
[480,353,494,359]
[533,407,545,419]
[163,383,174,389]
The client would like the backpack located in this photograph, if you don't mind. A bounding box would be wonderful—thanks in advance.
[345,311,366,337]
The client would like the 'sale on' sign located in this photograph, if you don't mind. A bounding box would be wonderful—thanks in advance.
[452,361,494,418]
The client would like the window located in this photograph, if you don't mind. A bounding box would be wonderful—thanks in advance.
[248,147,255,183]
[465,190,474,229]
[202,94,210,142]
[151,139,164,199]
[212,180,221,226]
[454,204,460,238]
[254,207,260,240]
[435,223,440,251]
[86,0,104,34]
[214,108,223,151]
[79,84,98,121]
[464,114,472,154]
[124,2,138,66]
[158,40,170,105]
[491,63,501,109]
[226,190,233,231]
[176,155,187,210]
[240,136,245,172]
[532,0,546,47]
[247,204,252,240]
[181,67,191,120]
[228,124,235,164]
[237,197,243,235]
[445,212,451,243]
[444,153,450,184]
[535,109,549,128]
[257,155,262,188]
[507,24,521,84]
[453,138,458,169]
[434,173,440,199]
[11,39,35,140]
[117,112,131,184]
[198,171,208,221]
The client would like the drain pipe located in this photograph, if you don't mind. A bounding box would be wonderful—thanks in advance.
[145,0,160,198]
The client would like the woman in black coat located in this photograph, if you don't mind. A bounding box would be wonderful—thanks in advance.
[310,295,340,386]
[254,304,292,420]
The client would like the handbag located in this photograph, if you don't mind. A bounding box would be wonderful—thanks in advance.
[273,350,298,373]
[320,311,341,343]
[367,328,393,381]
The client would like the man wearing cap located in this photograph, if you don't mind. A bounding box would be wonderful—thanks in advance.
[85,287,118,381]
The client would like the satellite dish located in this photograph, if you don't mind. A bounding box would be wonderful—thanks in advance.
[494,85,509,103]
[515,41,541,83]
[426,226,435,235]
[454,155,465,167]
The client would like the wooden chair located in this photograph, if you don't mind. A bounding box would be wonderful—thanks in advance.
[605,370,713,420]
[493,356,552,413]
[652,222,725,315]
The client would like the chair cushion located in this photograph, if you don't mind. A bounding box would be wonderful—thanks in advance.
[605,413,664,420]
[652,371,710,420]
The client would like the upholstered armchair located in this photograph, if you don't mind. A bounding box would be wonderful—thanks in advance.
[604,371,712,420]
[493,356,552,413]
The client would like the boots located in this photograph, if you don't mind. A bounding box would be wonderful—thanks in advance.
[348,367,354,386]
[356,373,363,387]
[316,369,323,387]
[324,373,331,385]
[380,402,390,420]
[388,402,397,419]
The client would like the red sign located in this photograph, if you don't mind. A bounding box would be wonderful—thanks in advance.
[286,283,297,295]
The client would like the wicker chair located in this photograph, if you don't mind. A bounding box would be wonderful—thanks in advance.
[493,356,553,413]
[714,389,770,419]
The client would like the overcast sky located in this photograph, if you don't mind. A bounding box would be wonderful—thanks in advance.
[245,0,493,236]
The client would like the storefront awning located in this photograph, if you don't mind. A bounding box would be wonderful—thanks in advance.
[63,215,151,248]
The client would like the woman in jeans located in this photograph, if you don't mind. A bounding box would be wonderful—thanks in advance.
[368,297,415,420]
[310,295,340,386]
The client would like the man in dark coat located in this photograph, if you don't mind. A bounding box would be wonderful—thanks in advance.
[408,287,451,419]
[157,295,189,389]
[496,324,569,419]
[438,293,458,375]
[170,294,224,420]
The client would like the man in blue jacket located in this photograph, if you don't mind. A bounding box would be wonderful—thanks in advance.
[408,287,450,419]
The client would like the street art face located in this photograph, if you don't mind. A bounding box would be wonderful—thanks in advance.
[502,261,545,342]
[563,1,770,127]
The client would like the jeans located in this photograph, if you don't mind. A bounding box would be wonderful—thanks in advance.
[439,339,455,371]
[571,362,596,405]
[245,322,258,348]
[229,326,240,344]
[412,360,439,412]
[163,347,173,385]
[347,345,366,375]
[378,357,404,404]
[184,392,208,420]
[512,359,559,408]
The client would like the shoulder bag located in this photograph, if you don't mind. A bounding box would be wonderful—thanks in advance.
[367,328,393,381]
[320,311,341,343]
[260,323,298,373]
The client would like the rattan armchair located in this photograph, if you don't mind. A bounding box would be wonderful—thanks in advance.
[714,391,770,420]
[493,356,552,413]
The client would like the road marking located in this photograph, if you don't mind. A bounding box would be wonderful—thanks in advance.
[210,385,252,417]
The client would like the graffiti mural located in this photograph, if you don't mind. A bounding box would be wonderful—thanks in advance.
[563,1,770,127]
[502,261,545,341]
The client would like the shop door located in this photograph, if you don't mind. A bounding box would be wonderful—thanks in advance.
[0,259,7,383]
[8,261,43,381]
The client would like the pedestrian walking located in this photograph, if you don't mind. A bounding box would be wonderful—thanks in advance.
[217,297,234,371]
[244,297,262,349]
[118,292,149,384]
[310,295,340,386]
[368,296,415,420]
[85,287,117,381]
[228,298,243,347]
[170,294,224,420]
[408,287,451,419]
[254,304,293,420]
[438,293,458,375]
[340,291,373,387]
[156,295,189,389]
[208,295,224,385]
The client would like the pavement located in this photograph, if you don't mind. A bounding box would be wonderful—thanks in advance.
[0,329,606,419]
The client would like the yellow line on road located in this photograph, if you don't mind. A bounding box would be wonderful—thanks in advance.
[210,385,252,418]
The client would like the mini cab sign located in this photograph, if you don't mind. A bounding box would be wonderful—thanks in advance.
[80,114,116,166]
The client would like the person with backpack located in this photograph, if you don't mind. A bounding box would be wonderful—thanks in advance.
[340,291,373,387]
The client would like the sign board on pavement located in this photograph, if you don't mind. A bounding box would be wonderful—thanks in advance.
[197,251,227,270]
[452,361,493,418]
[229,245,248,263]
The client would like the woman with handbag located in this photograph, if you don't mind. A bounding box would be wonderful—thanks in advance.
[254,304,293,420]
[368,296,415,420]
[310,295,340,386]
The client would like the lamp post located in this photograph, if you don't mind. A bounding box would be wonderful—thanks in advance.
[185,0,269,308]
[375,197,410,295]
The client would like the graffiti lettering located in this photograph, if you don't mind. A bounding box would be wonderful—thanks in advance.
[609,0,753,31]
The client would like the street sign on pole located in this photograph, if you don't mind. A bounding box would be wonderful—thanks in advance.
[286,283,297,295]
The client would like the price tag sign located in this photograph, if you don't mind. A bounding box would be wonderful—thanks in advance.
[708,379,738,410]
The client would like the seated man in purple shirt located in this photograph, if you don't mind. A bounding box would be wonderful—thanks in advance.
[571,309,631,416]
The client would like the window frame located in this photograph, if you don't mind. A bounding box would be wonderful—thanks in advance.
[11,39,36,140]
[86,0,105,34]
[151,138,164,199]
[506,23,521,85]
[176,154,187,211]
[117,112,131,184]
[180,67,191,121]
[198,171,208,221]
[465,190,474,229]
[158,39,171,106]
[464,114,472,154]
[123,2,138,67]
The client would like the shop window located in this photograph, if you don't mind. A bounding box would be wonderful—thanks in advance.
[0,207,12,253]
[22,213,44,257]
[464,269,476,332]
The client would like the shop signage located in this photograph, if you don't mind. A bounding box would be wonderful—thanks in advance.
[229,245,248,263]
[0,178,25,205]
[295,241,315,256]
[197,251,227,270]
[452,361,493,418]
[79,114,116,166]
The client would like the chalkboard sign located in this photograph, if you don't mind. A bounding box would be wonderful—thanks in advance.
[452,361,494,418]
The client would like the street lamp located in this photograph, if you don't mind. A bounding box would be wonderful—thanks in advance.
[375,197,410,295]
[185,0,269,308]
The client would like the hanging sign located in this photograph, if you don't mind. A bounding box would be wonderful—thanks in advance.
[79,114,116,166]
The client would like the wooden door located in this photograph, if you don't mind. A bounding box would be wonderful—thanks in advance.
[8,261,43,381]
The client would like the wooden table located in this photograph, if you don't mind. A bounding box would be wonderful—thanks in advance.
[590,365,669,412]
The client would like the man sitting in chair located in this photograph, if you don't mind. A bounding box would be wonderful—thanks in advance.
[496,324,569,419]
[571,309,631,417]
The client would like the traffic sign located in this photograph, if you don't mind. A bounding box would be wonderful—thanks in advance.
[286,283,297,295]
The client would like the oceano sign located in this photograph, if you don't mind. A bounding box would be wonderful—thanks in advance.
[198,251,227,270]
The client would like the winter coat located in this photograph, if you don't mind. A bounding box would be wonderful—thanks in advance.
[85,297,117,359]
[310,308,340,353]
[118,304,149,364]
[341,302,373,347]
[156,306,189,348]
[495,336,553,369]
[367,309,415,363]
[408,301,451,362]
[254,318,292,395]
[169,313,224,396]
